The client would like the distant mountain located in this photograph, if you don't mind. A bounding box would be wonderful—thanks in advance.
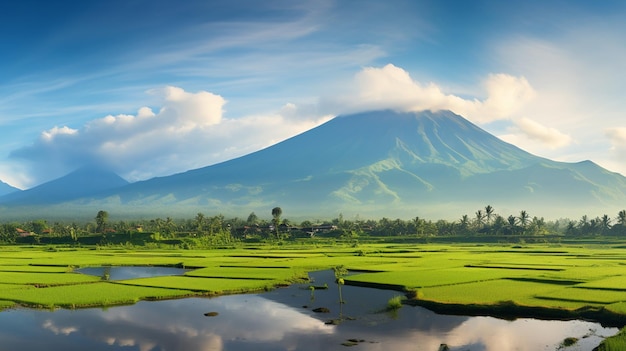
[0,180,19,197]
[3,110,626,220]
[100,110,626,219]
[0,166,129,205]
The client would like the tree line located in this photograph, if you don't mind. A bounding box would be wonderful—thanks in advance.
[1,206,626,244]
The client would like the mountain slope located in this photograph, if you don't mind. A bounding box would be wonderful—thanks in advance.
[0,180,19,197]
[0,166,129,205]
[102,110,626,218]
[3,110,626,219]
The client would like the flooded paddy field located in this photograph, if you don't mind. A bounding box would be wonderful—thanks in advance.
[0,270,617,351]
[2,243,626,350]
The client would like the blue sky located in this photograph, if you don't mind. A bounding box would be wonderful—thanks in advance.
[2,0,626,188]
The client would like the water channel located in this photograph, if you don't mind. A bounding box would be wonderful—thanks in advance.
[0,269,618,350]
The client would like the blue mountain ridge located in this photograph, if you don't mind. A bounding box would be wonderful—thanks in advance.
[0,166,129,205]
[0,180,19,197]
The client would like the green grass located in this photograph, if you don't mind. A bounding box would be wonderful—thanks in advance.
[0,282,194,308]
[117,276,276,294]
[418,279,571,306]
[185,266,307,281]
[0,272,100,286]
[3,243,626,318]
[0,300,15,310]
[535,287,626,304]
[346,268,526,288]
[0,265,73,273]
[595,328,626,351]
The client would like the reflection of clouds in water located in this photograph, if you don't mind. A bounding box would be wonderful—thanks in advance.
[4,290,618,351]
[42,320,78,335]
[38,295,332,351]
[373,315,617,351]
[444,317,617,351]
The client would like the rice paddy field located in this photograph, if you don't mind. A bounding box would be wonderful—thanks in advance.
[3,241,626,328]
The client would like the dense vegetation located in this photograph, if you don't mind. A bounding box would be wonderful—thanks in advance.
[2,206,626,247]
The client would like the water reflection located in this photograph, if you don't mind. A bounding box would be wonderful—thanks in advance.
[0,270,618,351]
[76,266,188,280]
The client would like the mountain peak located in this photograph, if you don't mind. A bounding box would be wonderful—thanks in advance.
[0,166,129,205]
[0,179,19,197]
[2,109,625,220]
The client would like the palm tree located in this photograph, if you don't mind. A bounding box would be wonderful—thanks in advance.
[475,210,485,229]
[506,215,518,235]
[600,214,611,234]
[518,210,530,228]
[484,205,494,225]
[579,215,591,235]
[413,216,423,236]
[458,215,470,235]
[617,210,626,226]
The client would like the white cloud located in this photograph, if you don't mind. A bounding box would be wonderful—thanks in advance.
[478,74,536,121]
[604,127,626,175]
[319,64,584,164]
[329,64,538,124]
[513,117,573,148]
[10,87,331,186]
[491,18,626,175]
[41,126,78,141]
[606,127,626,147]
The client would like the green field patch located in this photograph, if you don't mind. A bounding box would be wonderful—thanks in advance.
[605,302,626,315]
[0,265,72,273]
[117,276,275,294]
[539,265,626,282]
[185,266,306,281]
[0,283,31,291]
[465,264,565,271]
[419,279,575,306]
[506,277,583,285]
[576,276,626,291]
[0,300,15,310]
[536,287,626,304]
[0,272,101,286]
[594,328,626,351]
[345,267,523,289]
[0,282,194,308]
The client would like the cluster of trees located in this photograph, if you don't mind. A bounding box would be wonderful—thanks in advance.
[358,207,626,237]
[2,206,626,244]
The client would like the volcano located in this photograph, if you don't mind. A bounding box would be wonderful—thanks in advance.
[3,110,626,219]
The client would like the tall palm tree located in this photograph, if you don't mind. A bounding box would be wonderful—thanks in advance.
[600,214,611,234]
[484,205,494,225]
[618,210,626,226]
[459,215,470,234]
[507,215,518,235]
[518,210,530,228]
[475,210,485,229]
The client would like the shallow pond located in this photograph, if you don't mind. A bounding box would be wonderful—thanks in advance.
[75,266,189,280]
[0,270,618,350]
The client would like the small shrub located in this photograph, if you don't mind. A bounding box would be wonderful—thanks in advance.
[560,337,578,347]
[386,295,404,310]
